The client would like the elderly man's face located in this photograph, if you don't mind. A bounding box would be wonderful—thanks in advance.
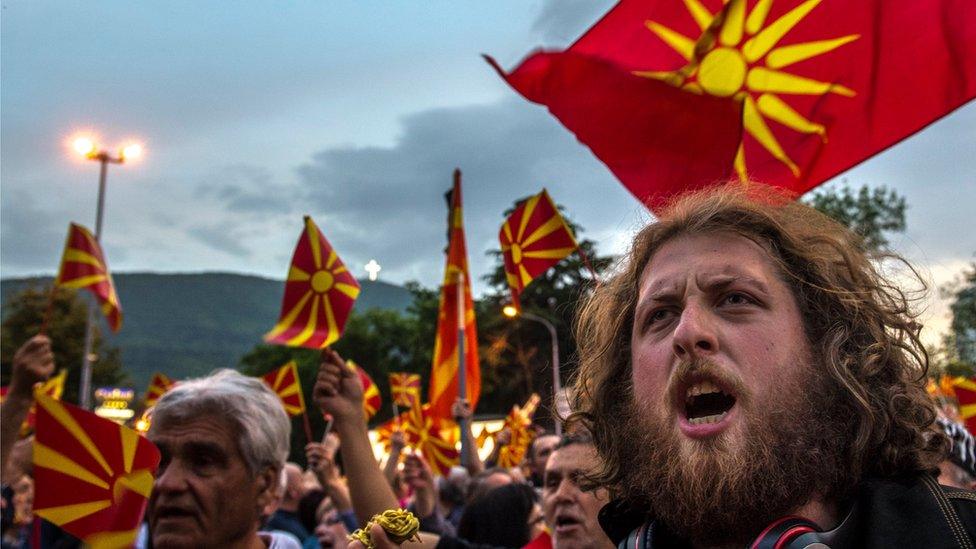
[543,445,613,549]
[148,417,276,548]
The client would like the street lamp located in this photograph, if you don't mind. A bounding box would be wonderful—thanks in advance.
[503,305,563,436]
[71,134,143,409]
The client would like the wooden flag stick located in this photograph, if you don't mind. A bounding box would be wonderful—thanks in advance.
[576,245,601,286]
[302,409,314,443]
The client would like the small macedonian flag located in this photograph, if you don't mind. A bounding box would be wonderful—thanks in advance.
[389,372,422,408]
[32,392,160,549]
[143,372,175,407]
[378,404,459,476]
[261,361,307,417]
[56,223,123,332]
[349,360,382,421]
[497,393,541,468]
[265,216,361,349]
[500,189,578,310]
[954,377,976,436]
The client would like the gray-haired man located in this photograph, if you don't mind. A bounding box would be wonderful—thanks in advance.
[147,369,299,549]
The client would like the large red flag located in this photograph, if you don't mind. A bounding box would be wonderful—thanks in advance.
[428,170,480,420]
[489,0,976,211]
[500,189,579,310]
[55,223,123,332]
[32,391,160,548]
[265,216,361,349]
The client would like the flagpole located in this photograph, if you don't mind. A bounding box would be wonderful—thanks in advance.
[392,401,401,430]
[302,410,314,443]
[456,269,469,468]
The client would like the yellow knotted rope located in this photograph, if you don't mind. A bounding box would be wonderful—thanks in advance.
[349,508,421,548]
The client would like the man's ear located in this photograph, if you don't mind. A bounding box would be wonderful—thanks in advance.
[255,466,282,510]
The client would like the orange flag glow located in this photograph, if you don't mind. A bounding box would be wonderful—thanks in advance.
[500,189,578,309]
[32,392,160,548]
[349,360,382,420]
[261,361,308,417]
[428,171,480,420]
[143,372,175,408]
[265,216,360,349]
[390,372,422,408]
[55,223,123,332]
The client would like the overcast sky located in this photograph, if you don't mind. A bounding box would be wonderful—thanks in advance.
[2,1,973,345]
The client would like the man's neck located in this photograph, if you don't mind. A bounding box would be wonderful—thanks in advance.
[690,497,839,549]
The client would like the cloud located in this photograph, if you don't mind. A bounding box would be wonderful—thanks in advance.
[186,224,252,258]
[295,98,640,292]
[195,164,294,215]
[0,190,74,276]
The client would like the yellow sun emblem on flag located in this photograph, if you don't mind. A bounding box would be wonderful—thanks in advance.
[636,0,858,179]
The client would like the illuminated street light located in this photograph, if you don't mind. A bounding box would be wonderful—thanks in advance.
[503,305,562,436]
[70,133,143,410]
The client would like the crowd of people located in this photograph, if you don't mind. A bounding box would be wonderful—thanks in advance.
[3,184,976,547]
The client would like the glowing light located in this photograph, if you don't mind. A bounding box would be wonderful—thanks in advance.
[502,305,519,318]
[120,143,142,161]
[73,137,96,157]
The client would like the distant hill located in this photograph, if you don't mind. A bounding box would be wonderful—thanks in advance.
[0,272,413,389]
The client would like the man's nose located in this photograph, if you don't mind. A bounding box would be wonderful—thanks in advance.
[671,302,719,359]
[553,478,577,502]
[153,460,188,493]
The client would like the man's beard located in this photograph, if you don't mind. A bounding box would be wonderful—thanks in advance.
[619,360,852,547]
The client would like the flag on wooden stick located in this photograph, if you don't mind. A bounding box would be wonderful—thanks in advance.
[389,372,422,408]
[428,170,480,421]
[55,223,123,332]
[500,189,579,310]
[265,216,360,349]
[143,372,175,408]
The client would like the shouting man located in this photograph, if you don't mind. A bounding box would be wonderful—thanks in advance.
[572,185,976,547]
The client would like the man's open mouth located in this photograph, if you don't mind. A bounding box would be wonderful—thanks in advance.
[683,379,736,425]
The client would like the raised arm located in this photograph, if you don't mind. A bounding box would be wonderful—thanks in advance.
[1,335,54,480]
[313,348,398,524]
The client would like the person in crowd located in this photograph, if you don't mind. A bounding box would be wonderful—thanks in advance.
[525,434,559,489]
[147,369,300,549]
[265,462,312,542]
[542,431,613,549]
[306,440,358,534]
[937,416,976,490]
[454,483,544,549]
[0,335,54,477]
[570,184,976,547]
[436,467,469,530]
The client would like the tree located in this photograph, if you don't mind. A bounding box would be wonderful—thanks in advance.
[936,262,976,376]
[1,285,128,404]
[239,283,443,464]
[478,197,614,425]
[803,181,907,250]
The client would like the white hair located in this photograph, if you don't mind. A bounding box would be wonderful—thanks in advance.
[150,369,291,475]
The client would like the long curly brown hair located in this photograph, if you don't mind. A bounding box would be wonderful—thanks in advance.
[569,184,945,502]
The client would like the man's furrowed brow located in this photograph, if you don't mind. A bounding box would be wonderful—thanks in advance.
[698,273,770,295]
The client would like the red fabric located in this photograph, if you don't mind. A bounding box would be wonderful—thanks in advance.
[491,0,976,211]
[523,531,552,549]
[428,170,480,420]
[55,223,123,331]
[32,392,160,546]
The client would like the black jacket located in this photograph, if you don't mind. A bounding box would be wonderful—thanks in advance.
[598,475,976,548]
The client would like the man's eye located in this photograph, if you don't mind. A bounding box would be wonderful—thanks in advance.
[646,308,674,326]
[721,292,754,306]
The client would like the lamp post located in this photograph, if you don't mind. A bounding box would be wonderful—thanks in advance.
[503,305,562,436]
[72,136,142,409]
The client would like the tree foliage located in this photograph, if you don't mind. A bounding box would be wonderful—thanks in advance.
[937,263,976,376]
[804,182,907,250]
[1,285,128,404]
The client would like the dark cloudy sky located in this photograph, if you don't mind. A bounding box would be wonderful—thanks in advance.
[2,1,973,343]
